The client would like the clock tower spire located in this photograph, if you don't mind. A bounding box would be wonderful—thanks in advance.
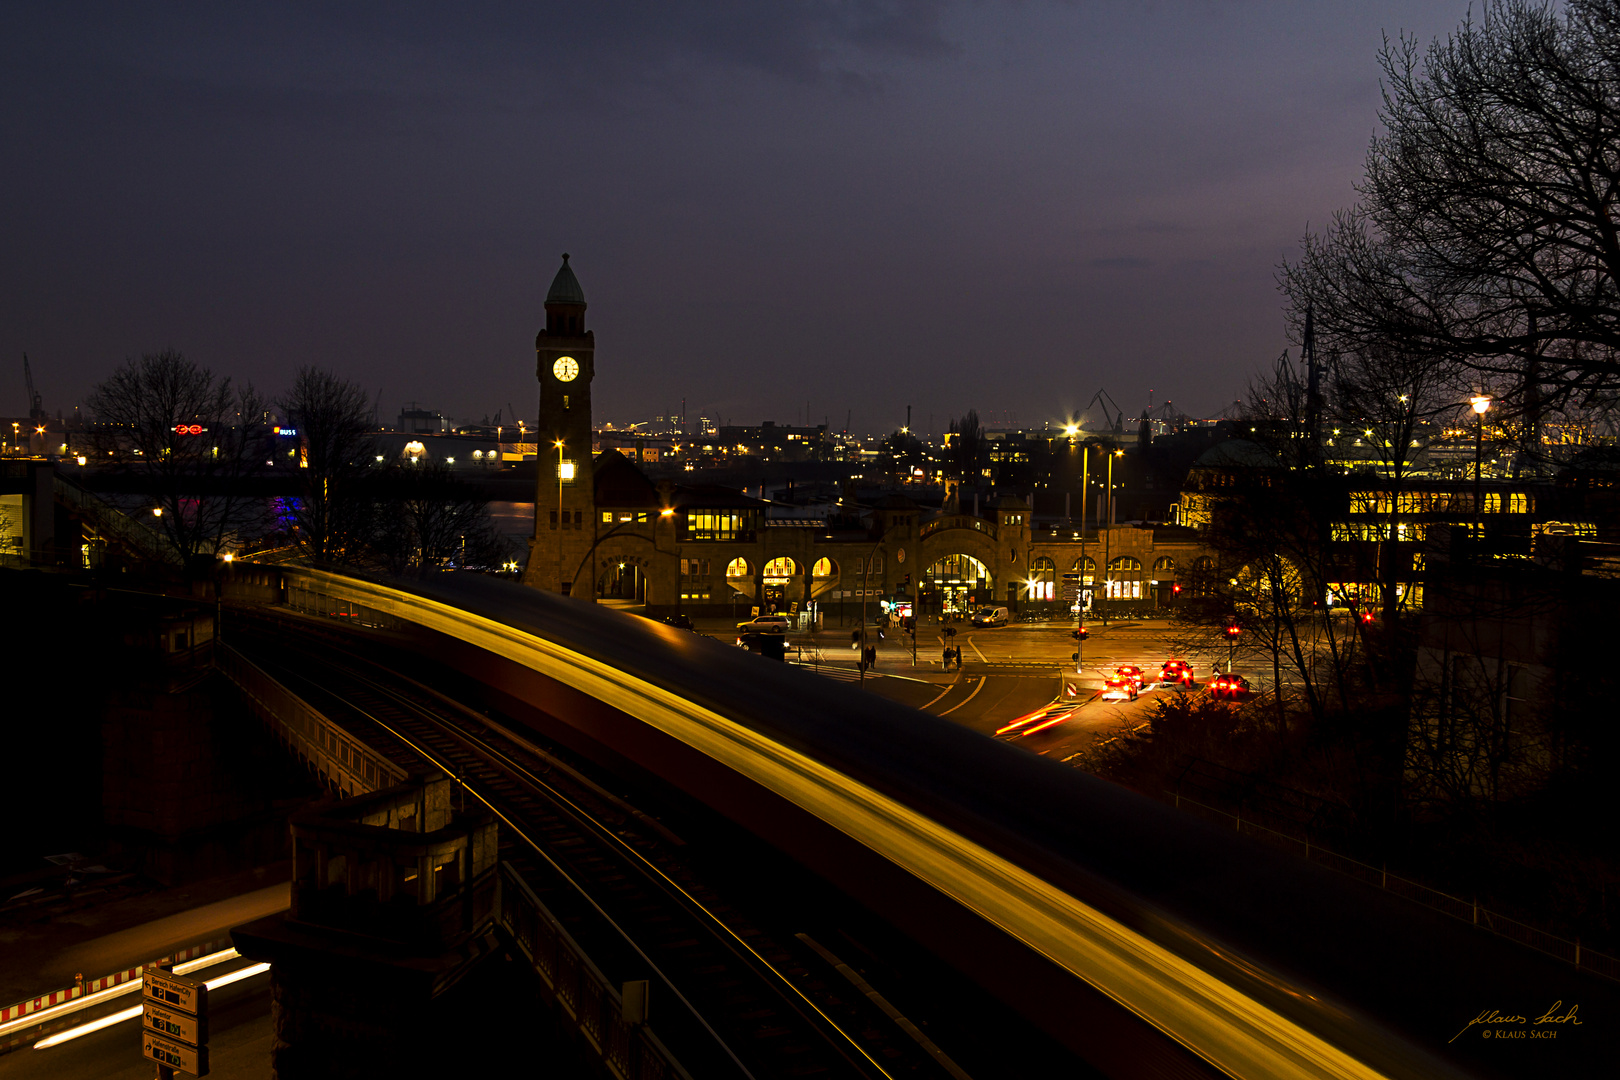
[525,253,597,595]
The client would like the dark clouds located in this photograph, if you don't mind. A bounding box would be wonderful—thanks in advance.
[2,1,1471,433]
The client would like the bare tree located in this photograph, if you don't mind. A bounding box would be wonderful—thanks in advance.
[1281,0,1620,415]
[1325,342,1465,625]
[375,462,504,574]
[278,367,377,563]
[87,350,267,569]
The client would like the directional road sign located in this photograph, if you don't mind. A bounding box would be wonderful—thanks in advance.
[144,1002,208,1046]
[143,1031,209,1076]
[143,970,207,1016]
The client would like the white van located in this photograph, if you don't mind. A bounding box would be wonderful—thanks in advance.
[970,606,1010,628]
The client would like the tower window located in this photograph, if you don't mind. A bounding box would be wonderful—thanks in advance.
[563,395,570,410]
[549,510,558,530]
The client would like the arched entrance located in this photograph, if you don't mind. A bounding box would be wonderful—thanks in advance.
[924,554,991,618]
[1152,556,1177,606]
[1105,556,1142,600]
[762,556,798,612]
[810,557,839,600]
[1027,556,1057,603]
[725,557,754,600]
[598,560,646,604]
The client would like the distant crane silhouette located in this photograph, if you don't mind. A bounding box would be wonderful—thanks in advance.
[23,353,45,422]
[1083,389,1126,435]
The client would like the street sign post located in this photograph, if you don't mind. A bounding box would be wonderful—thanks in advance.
[144,1003,208,1045]
[143,971,207,1016]
[141,970,209,1077]
[143,1032,209,1076]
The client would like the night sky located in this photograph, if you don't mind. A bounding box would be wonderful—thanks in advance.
[4,2,1472,435]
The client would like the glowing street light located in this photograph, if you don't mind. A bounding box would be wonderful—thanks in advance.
[555,439,566,589]
[1470,396,1491,533]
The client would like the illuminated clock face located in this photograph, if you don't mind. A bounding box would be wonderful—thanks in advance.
[553,356,579,382]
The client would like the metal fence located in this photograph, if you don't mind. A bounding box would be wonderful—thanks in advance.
[497,863,691,1080]
[1166,789,1620,983]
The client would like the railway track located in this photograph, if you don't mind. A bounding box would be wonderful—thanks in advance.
[233,622,972,1080]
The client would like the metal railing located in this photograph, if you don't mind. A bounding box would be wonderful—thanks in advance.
[1166,789,1620,982]
[498,863,691,1080]
[218,641,409,797]
[52,474,182,564]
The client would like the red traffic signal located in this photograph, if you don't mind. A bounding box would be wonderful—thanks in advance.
[1223,623,1241,639]
[1360,610,1375,625]
[1171,583,1182,594]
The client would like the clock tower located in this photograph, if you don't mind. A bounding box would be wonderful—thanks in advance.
[525,253,597,595]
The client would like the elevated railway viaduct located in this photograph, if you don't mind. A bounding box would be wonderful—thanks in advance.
[220,564,1617,1080]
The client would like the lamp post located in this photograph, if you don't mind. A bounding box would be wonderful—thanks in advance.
[1075,438,1092,675]
[1101,449,1123,614]
[1469,396,1491,543]
[554,439,565,592]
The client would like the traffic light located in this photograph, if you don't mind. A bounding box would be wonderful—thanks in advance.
[1224,622,1241,640]
[1070,627,1089,640]
[1172,583,1182,595]
[1360,609,1375,625]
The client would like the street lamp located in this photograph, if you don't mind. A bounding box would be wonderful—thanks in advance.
[1100,449,1124,612]
[1469,396,1491,540]
[555,439,566,591]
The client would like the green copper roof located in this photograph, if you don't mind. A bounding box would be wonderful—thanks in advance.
[546,253,586,305]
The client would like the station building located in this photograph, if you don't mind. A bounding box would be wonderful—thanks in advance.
[519,257,1208,620]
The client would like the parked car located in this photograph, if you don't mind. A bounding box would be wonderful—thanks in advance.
[736,615,791,633]
[970,606,1010,628]
[662,614,695,630]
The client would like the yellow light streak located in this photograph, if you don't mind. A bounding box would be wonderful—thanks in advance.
[284,568,1398,1080]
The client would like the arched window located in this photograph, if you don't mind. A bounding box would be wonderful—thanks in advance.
[1028,556,1056,601]
[1106,556,1142,600]
[725,557,750,579]
[763,557,798,582]
[811,557,836,577]
[1071,555,1096,585]
[1152,556,1176,579]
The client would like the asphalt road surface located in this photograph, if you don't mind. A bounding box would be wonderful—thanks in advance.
[706,617,1250,766]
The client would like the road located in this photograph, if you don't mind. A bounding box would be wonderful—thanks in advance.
[0,960,271,1080]
[705,617,1250,765]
